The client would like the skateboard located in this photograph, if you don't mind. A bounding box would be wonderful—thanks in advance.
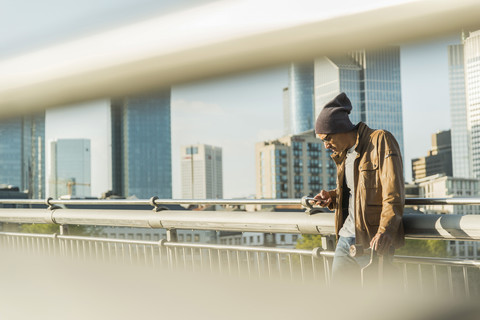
[350,244,392,288]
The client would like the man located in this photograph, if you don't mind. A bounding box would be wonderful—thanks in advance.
[313,92,405,283]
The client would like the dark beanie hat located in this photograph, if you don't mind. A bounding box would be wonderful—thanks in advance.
[315,92,355,134]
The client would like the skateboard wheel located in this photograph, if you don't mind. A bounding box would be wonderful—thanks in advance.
[349,244,364,257]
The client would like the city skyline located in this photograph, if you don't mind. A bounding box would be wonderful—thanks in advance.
[40,35,462,199]
[0,0,465,199]
[44,33,457,199]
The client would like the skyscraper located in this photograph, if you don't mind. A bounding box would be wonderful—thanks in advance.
[181,144,223,199]
[111,90,172,199]
[448,43,471,178]
[0,113,45,198]
[314,47,404,158]
[464,31,480,178]
[49,139,91,198]
[284,62,314,135]
[282,87,290,135]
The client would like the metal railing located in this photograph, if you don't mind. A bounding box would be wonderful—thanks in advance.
[0,197,479,296]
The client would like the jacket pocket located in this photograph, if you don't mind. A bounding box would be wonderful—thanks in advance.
[360,161,379,189]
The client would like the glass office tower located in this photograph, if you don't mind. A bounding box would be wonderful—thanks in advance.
[464,31,480,178]
[284,62,314,135]
[314,47,404,158]
[0,113,45,198]
[448,44,472,178]
[111,90,172,199]
[50,139,91,198]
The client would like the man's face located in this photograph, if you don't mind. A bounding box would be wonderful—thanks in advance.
[317,132,351,153]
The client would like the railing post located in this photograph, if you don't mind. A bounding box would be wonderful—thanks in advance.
[320,235,335,287]
[166,229,177,270]
[321,235,336,251]
[59,225,68,235]
[166,228,177,242]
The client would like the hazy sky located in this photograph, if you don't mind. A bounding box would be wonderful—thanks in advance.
[1,0,465,198]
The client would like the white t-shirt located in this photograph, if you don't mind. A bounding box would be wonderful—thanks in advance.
[339,145,357,238]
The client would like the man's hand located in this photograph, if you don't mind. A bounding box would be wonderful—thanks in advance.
[313,190,332,207]
[370,232,393,255]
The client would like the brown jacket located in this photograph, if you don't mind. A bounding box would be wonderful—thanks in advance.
[328,122,405,249]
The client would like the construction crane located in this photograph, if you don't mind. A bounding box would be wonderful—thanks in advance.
[50,179,91,197]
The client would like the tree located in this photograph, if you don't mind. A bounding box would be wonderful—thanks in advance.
[20,223,102,236]
[296,235,323,250]
[395,239,448,257]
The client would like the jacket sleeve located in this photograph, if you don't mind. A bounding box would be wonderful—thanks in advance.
[377,131,405,236]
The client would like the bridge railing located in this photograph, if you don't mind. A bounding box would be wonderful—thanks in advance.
[0,197,479,296]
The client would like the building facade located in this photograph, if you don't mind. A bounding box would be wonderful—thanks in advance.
[255,130,336,199]
[49,139,91,198]
[0,113,45,198]
[464,31,480,178]
[111,91,172,199]
[283,62,315,135]
[314,47,404,158]
[411,130,453,182]
[416,174,480,215]
[416,173,480,260]
[181,144,223,199]
[448,44,472,178]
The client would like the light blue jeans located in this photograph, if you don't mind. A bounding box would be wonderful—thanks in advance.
[331,236,371,286]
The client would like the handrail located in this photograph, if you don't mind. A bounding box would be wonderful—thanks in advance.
[0,202,480,240]
[1,197,480,206]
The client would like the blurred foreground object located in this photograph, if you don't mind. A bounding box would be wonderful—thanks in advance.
[1,0,480,117]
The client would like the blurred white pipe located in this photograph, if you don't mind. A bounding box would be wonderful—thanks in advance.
[0,0,479,116]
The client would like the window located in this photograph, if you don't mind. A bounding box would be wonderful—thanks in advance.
[194,234,200,242]
[186,234,192,242]
[186,147,198,154]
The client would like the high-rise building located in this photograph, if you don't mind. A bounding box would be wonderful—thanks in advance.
[464,31,480,178]
[49,139,91,198]
[283,62,315,135]
[282,87,290,135]
[411,130,453,182]
[255,130,336,199]
[181,144,223,199]
[111,91,172,199]
[314,47,404,158]
[448,44,472,178]
[0,113,45,198]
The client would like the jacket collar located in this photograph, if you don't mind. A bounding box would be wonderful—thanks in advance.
[330,122,372,164]
[354,122,373,155]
